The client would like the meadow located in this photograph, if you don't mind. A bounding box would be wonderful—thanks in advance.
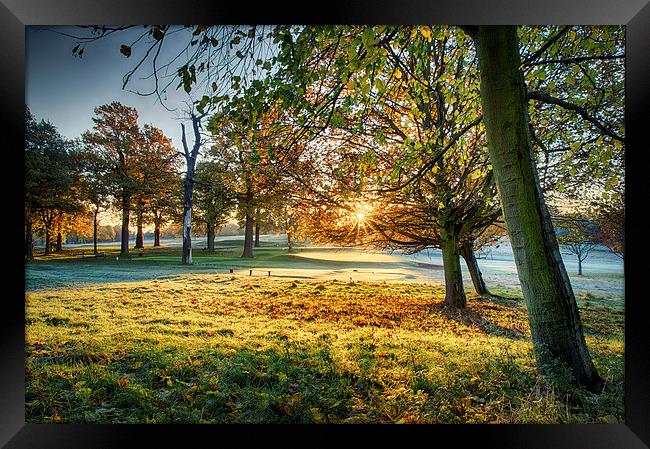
[24,239,624,424]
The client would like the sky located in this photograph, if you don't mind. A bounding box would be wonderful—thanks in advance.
[26,26,194,152]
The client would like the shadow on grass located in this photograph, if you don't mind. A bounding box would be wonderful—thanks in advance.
[429,299,529,340]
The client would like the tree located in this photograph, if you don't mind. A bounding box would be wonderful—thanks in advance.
[555,215,599,276]
[83,102,145,257]
[25,107,79,257]
[592,193,624,259]
[132,124,180,249]
[470,25,602,390]
[269,26,499,307]
[149,176,184,247]
[73,145,112,254]
[193,161,235,251]
[207,99,292,259]
[179,112,208,264]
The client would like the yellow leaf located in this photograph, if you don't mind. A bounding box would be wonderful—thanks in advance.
[420,27,432,42]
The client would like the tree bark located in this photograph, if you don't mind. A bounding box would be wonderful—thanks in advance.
[578,257,583,276]
[154,222,161,247]
[287,226,295,253]
[182,174,193,265]
[207,222,215,251]
[93,207,98,255]
[460,240,489,296]
[55,211,63,252]
[26,215,33,260]
[242,214,254,258]
[134,204,144,249]
[254,223,261,247]
[475,25,602,390]
[120,193,130,257]
[44,225,51,255]
[180,114,205,265]
[440,224,467,308]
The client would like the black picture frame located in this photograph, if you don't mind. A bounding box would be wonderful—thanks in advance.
[4,1,649,447]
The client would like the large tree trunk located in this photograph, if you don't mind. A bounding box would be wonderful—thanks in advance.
[475,25,601,390]
[440,224,467,308]
[242,214,254,258]
[254,223,261,247]
[182,174,193,265]
[134,204,144,249]
[207,222,215,251]
[26,214,33,260]
[93,207,98,255]
[577,257,583,276]
[120,194,130,257]
[460,240,489,296]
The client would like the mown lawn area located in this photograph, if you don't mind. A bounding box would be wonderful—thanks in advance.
[25,268,624,424]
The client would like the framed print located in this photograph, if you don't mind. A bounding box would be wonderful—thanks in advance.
[3,0,649,447]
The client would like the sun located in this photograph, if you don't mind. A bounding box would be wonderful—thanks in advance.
[352,202,374,225]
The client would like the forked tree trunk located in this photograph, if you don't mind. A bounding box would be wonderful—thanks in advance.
[475,25,602,390]
[460,240,489,296]
[242,214,254,258]
[440,224,467,308]
[207,223,215,251]
[120,193,130,257]
[255,223,261,247]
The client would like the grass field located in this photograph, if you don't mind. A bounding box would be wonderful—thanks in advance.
[25,242,624,424]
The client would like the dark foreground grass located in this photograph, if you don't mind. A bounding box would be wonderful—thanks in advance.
[25,272,624,424]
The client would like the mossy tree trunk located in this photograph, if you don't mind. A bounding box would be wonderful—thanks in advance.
[440,223,467,308]
[460,240,489,296]
[475,25,602,390]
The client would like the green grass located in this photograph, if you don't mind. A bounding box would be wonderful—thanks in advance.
[25,255,624,424]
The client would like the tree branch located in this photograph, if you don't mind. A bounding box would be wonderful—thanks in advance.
[527,90,624,143]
